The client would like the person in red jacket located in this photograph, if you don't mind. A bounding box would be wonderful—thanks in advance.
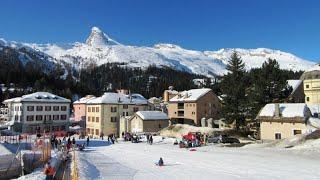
[44,162,55,180]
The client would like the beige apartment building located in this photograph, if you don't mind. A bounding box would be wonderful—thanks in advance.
[257,103,314,140]
[86,92,148,138]
[300,65,320,104]
[167,88,220,125]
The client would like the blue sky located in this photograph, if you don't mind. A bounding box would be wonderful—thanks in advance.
[0,0,319,61]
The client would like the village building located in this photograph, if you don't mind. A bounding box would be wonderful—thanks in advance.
[300,64,320,104]
[257,103,319,140]
[2,92,71,133]
[86,92,148,138]
[128,111,169,133]
[73,95,96,122]
[167,88,221,125]
[163,86,179,103]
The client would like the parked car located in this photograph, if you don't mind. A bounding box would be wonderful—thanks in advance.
[207,135,240,144]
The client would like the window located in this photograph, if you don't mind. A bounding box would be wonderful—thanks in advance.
[44,115,51,121]
[61,106,67,111]
[60,115,67,120]
[27,106,34,111]
[61,125,66,131]
[96,107,99,112]
[87,128,90,134]
[45,106,51,111]
[306,84,309,88]
[159,124,162,128]
[126,112,129,116]
[36,106,43,111]
[15,115,19,121]
[178,103,184,109]
[95,129,99,136]
[122,112,125,116]
[133,107,139,112]
[53,106,59,111]
[178,111,184,116]
[96,117,99,122]
[293,130,302,135]
[92,107,95,112]
[53,115,59,120]
[88,107,91,112]
[88,117,91,122]
[26,115,34,121]
[111,107,117,112]
[123,105,128,109]
[111,117,117,122]
[275,133,281,140]
[307,97,310,102]
[36,115,43,121]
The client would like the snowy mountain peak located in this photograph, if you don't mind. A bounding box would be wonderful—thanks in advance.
[85,26,120,47]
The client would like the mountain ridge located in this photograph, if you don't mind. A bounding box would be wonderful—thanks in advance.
[0,27,316,77]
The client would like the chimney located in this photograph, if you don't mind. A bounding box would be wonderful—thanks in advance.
[274,103,280,118]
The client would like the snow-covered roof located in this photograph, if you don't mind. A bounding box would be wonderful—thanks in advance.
[287,80,302,94]
[170,88,212,102]
[135,111,169,120]
[87,92,147,105]
[258,103,309,118]
[307,104,320,115]
[3,92,71,103]
[73,95,96,104]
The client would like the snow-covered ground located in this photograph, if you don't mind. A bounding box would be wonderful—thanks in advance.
[76,137,320,180]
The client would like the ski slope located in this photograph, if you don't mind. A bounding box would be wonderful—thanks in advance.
[76,138,320,180]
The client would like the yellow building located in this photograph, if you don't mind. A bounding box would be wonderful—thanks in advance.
[167,88,221,125]
[300,65,320,104]
[257,103,315,140]
[86,92,148,138]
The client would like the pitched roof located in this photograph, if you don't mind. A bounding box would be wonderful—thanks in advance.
[287,80,302,94]
[87,92,147,105]
[258,103,309,118]
[136,111,169,120]
[3,92,71,103]
[73,95,96,104]
[169,88,212,102]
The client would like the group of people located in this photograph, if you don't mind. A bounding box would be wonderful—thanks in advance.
[108,134,117,144]
[146,134,153,145]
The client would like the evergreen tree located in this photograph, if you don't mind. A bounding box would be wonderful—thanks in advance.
[220,52,248,130]
[247,59,291,119]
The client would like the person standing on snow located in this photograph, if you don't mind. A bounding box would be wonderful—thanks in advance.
[86,136,90,146]
[149,135,153,145]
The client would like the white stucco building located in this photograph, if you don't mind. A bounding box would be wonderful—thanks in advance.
[3,92,71,133]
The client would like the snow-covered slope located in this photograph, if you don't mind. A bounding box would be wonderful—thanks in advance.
[1,27,316,77]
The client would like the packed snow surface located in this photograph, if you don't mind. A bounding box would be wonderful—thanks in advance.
[258,103,308,117]
[76,138,320,180]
